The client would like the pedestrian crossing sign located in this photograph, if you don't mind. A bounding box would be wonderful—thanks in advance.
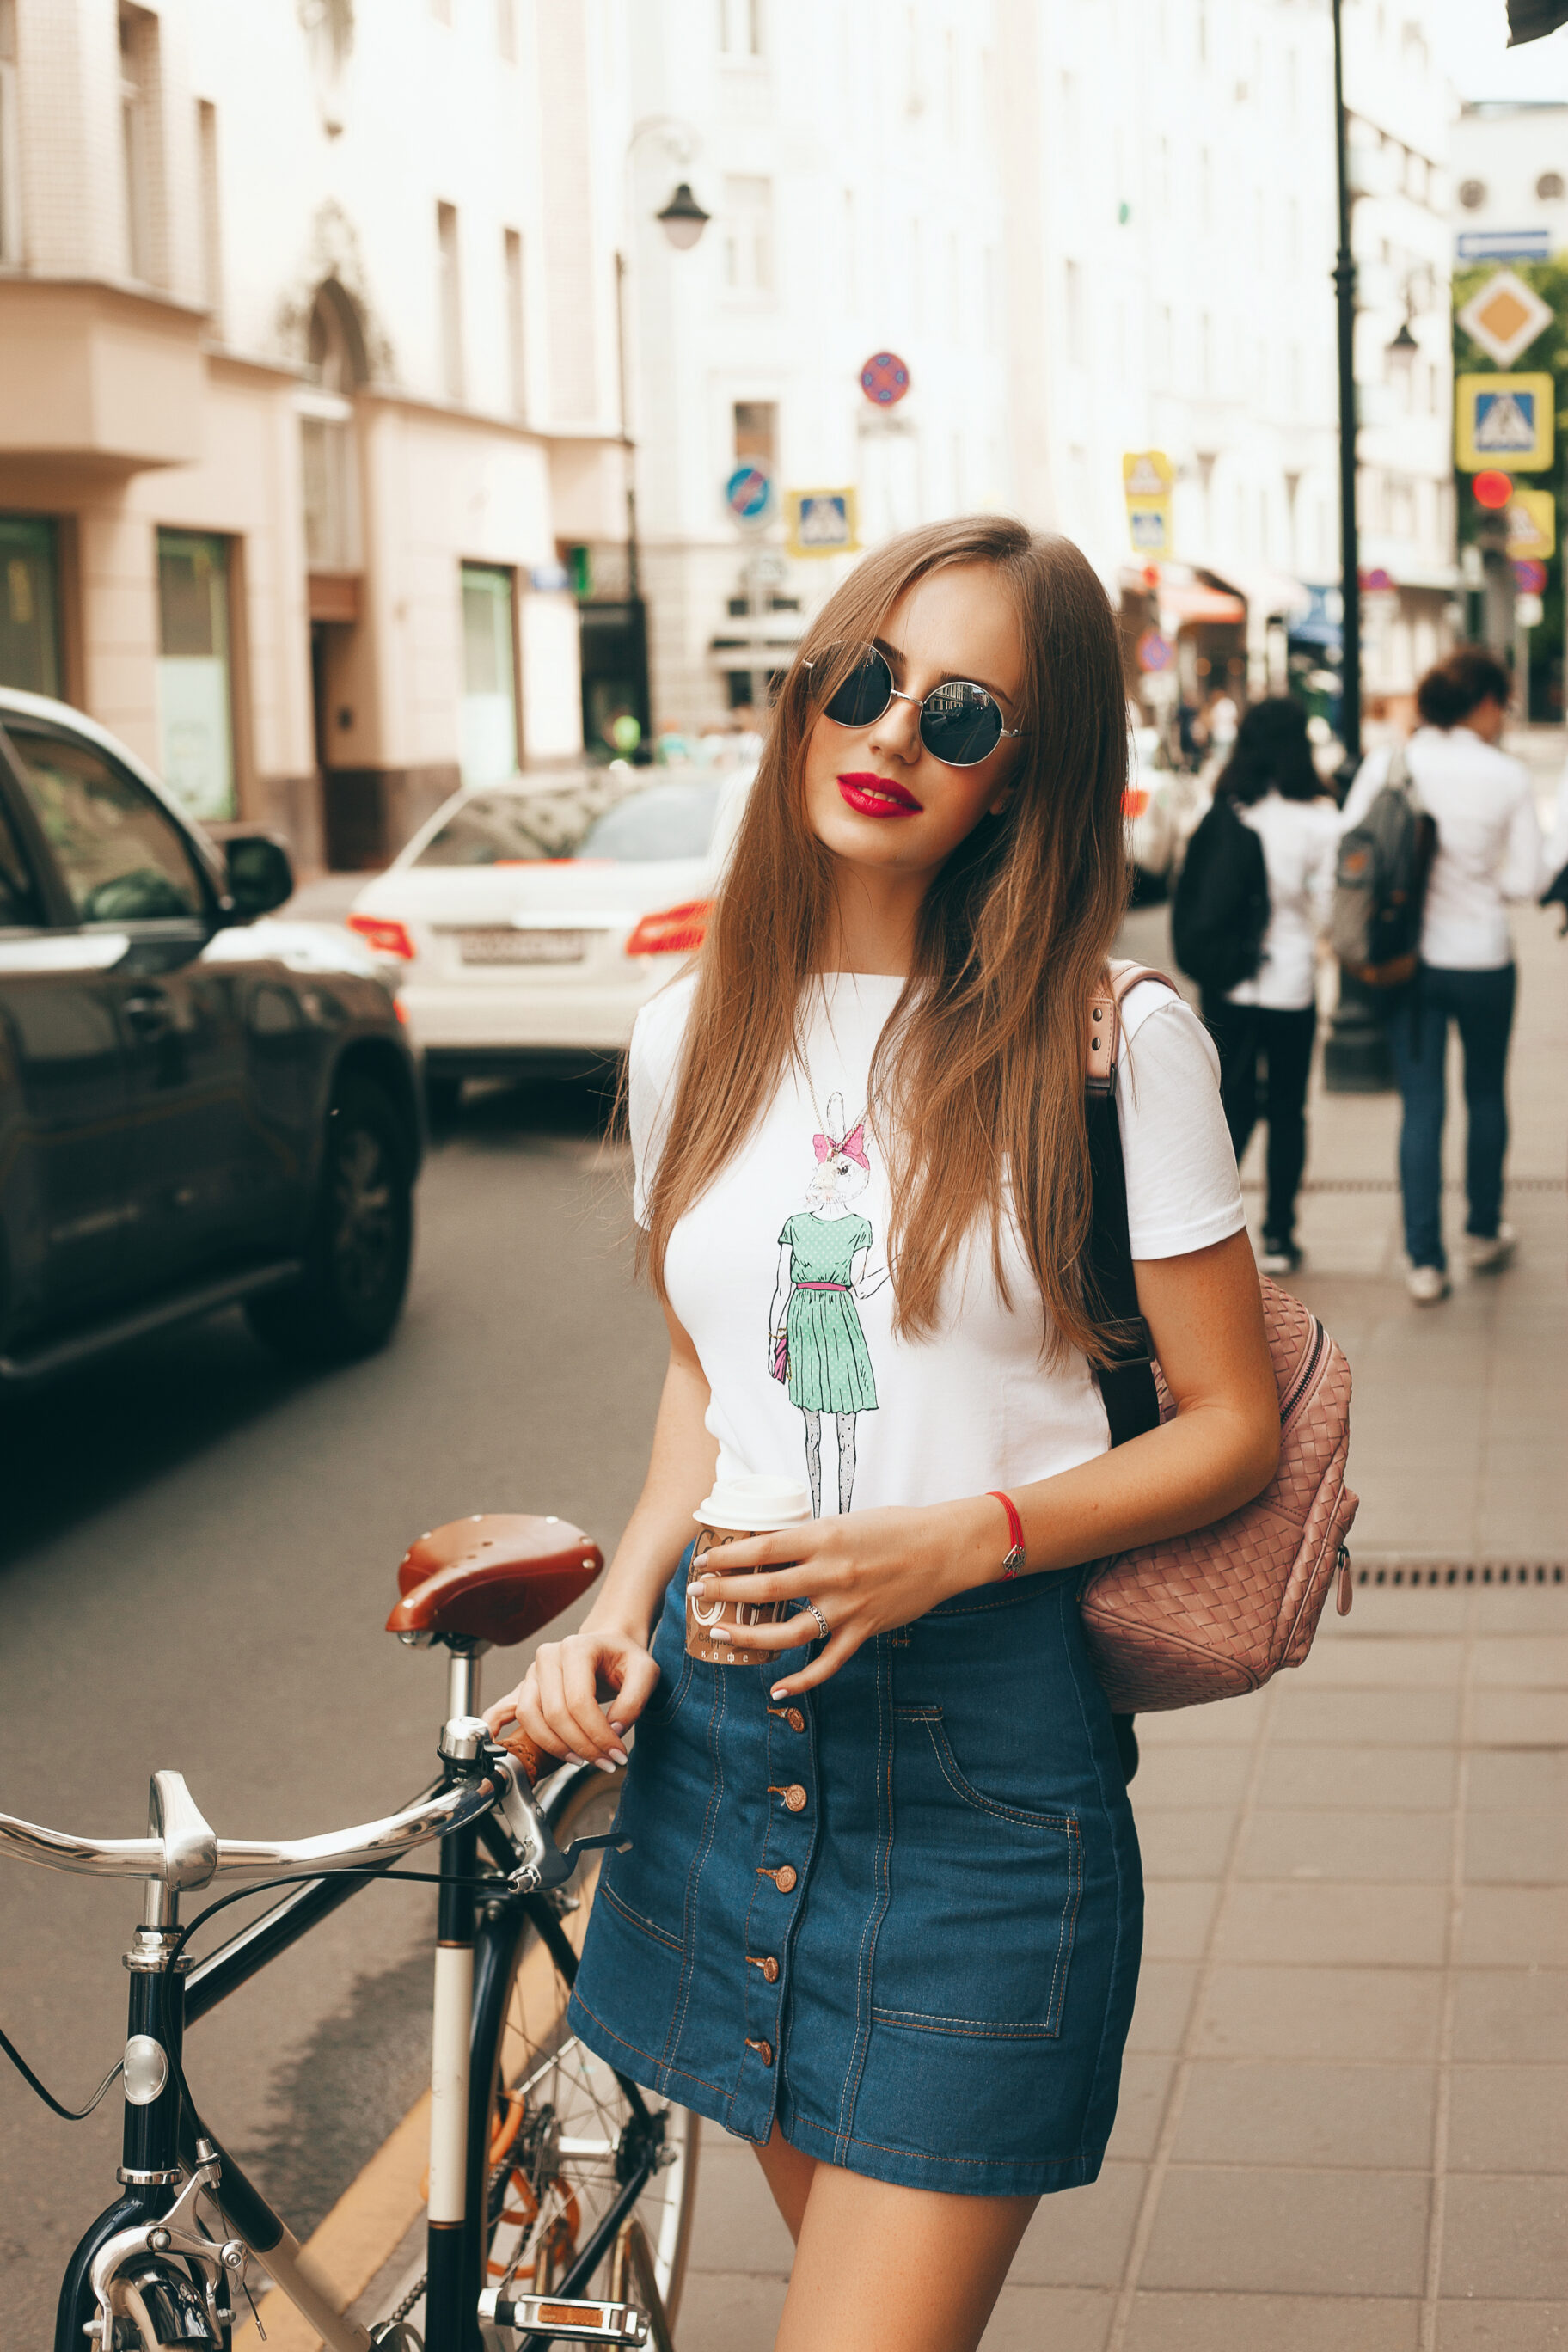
[1456,373,1555,472]
[785,488,860,558]
[1506,485,1556,560]
[1123,450,1174,558]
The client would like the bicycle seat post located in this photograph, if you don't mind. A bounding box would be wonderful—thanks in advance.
[444,1634,485,1724]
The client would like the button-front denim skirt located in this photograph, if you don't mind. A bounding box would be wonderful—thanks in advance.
[568,1553,1143,2197]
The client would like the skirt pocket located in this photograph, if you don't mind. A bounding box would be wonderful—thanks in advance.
[872,1706,1084,2040]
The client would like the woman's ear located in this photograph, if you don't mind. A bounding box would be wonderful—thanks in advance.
[987,787,1014,819]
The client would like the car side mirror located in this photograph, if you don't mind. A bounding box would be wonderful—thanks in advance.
[224,833,294,921]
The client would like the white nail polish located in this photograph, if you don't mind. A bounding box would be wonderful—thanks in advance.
[596,1756,618,1773]
[609,1747,629,1767]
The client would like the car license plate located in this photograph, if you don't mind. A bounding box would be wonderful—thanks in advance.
[456,929,587,965]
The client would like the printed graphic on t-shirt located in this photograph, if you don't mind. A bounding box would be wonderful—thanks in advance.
[766,1091,886,1516]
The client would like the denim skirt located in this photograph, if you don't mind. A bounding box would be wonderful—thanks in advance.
[568,1553,1143,2197]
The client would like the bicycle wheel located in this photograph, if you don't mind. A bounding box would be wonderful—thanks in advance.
[372,1765,699,2346]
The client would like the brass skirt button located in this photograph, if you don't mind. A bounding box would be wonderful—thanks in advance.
[786,1707,805,1732]
[747,1953,781,1984]
[745,2037,775,2067]
[769,1783,808,1813]
[757,1864,798,1892]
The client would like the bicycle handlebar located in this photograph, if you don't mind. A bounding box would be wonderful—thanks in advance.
[0,1739,517,1892]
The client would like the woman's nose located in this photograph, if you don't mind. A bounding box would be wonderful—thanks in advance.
[867,692,922,764]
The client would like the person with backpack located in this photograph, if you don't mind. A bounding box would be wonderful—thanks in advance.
[1173,697,1340,1275]
[1338,648,1545,1305]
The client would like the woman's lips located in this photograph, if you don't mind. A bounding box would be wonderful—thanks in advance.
[836,772,922,819]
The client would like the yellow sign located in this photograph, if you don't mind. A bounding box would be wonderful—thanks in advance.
[784,488,860,558]
[1455,372,1555,472]
[1123,450,1174,558]
[1507,486,1556,560]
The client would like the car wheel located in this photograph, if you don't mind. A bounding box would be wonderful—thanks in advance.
[246,1075,413,1363]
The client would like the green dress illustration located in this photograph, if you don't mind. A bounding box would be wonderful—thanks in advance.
[768,1092,884,1516]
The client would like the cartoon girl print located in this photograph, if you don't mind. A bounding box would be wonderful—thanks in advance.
[768,1093,887,1516]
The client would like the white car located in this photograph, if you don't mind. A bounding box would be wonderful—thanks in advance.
[346,763,753,1112]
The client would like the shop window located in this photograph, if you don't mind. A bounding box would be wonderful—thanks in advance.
[733,401,777,469]
[0,517,61,698]
[156,531,236,822]
[460,565,518,787]
[0,0,20,265]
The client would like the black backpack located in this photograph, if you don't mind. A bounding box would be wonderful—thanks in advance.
[1330,744,1436,989]
[1171,793,1271,995]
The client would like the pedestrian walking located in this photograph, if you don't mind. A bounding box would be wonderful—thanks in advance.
[1196,697,1342,1276]
[1339,648,1546,1305]
[487,518,1279,2352]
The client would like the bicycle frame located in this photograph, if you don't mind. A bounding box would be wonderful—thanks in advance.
[46,1651,659,2352]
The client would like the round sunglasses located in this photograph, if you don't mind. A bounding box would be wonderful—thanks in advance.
[804,644,1025,769]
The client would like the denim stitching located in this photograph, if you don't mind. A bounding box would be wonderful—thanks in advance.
[782,2101,1100,2180]
[1041,1819,1085,2033]
[1057,1571,1140,2161]
[598,1879,683,1955]
[835,1633,892,2157]
[869,2006,1064,2039]
[569,1985,732,2104]
[660,1661,726,2073]
[918,1711,1079,1834]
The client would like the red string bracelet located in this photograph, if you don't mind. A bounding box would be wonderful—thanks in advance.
[986,1491,1027,1580]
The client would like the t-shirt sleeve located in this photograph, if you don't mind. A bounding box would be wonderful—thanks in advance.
[1115,987,1246,1259]
[628,982,692,1228]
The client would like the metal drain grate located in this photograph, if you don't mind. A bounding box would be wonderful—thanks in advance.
[1355,1560,1566,1588]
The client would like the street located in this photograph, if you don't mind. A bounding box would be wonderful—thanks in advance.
[3,874,1565,2349]
[0,1077,666,2343]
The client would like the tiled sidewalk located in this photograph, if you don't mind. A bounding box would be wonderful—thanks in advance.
[675,775,1567,2345]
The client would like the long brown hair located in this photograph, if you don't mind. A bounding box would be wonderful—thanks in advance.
[643,515,1131,1362]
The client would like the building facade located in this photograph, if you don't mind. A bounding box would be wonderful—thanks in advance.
[0,0,628,868]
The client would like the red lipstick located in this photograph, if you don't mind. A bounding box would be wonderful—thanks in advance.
[836,771,922,819]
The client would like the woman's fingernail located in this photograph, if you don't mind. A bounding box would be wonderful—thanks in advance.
[770,1686,789,1701]
[685,1581,706,1599]
[608,1721,627,1737]
[596,1756,618,1773]
[608,1746,629,1766]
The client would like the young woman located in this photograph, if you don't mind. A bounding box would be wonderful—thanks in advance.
[1199,696,1342,1277]
[1339,646,1545,1305]
[487,518,1279,2352]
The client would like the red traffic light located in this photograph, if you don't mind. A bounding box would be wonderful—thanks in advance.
[1473,470,1514,510]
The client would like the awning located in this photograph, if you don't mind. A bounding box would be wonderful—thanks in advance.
[1199,561,1313,622]
[1156,582,1246,625]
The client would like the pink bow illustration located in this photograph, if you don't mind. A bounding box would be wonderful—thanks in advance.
[814,1123,869,1172]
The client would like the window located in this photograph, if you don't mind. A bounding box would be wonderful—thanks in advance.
[460,567,518,788]
[0,516,60,696]
[723,175,774,295]
[7,725,205,922]
[119,5,162,284]
[1539,172,1565,201]
[497,0,517,61]
[437,201,463,400]
[301,287,360,568]
[156,532,236,822]
[196,101,222,322]
[733,401,777,469]
[0,0,20,266]
[504,229,525,418]
[1458,178,1485,211]
[719,0,762,56]
[1064,260,1085,366]
[0,790,40,928]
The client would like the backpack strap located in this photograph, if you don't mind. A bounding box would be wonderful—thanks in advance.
[1083,965,1174,1447]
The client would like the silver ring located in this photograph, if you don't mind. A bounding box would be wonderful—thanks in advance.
[805,1601,830,1642]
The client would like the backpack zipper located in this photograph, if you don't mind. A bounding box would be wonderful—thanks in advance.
[1278,1316,1327,1429]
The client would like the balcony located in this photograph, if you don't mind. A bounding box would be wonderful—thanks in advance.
[0,279,205,472]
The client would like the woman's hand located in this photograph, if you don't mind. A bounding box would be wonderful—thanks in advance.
[688,1498,1004,1700]
[483,1621,662,1771]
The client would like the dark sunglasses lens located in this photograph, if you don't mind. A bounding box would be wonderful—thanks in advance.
[920,682,1003,765]
[822,646,892,728]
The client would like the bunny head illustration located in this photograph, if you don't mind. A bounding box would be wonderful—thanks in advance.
[806,1092,871,1212]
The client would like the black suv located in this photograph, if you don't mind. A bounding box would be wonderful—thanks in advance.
[0,689,421,1384]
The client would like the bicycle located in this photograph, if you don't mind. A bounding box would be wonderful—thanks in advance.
[0,1512,699,2352]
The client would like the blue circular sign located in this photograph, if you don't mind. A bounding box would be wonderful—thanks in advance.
[725,462,773,523]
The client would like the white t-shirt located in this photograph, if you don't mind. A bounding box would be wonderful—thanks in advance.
[629,972,1245,1517]
[1226,792,1342,1011]
[1341,727,1545,971]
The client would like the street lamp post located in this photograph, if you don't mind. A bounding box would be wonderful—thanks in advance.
[1322,0,1393,1093]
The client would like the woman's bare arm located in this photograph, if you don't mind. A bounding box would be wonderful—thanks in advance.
[484,1300,716,1763]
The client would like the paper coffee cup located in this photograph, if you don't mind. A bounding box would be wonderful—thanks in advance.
[686,1474,812,1666]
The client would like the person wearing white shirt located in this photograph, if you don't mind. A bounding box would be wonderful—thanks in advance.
[1201,699,1342,1277]
[1340,648,1545,1304]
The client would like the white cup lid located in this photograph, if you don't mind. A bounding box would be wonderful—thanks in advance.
[694,1473,813,1532]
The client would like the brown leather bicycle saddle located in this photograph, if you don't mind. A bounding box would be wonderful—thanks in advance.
[385,1513,603,1648]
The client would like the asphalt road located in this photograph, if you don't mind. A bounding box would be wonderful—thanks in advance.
[0,1076,668,2343]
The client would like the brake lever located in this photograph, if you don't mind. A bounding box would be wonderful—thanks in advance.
[484,1746,630,1893]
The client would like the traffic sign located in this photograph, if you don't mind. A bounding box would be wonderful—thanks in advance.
[1513,558,1548,593]
[1124,450,1174,559]
[1456,373,1554,472]
[724,462,774,525]
[1136,628,1173,673]
[1458,269,1554,370]
[1506,486,1556,560]
[785,488,860,558]
[860,352,910,407]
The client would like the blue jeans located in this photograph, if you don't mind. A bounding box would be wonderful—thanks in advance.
[1384,963,1516,1271]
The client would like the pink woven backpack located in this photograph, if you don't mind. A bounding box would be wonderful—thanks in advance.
[1077,965,1358,1712]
